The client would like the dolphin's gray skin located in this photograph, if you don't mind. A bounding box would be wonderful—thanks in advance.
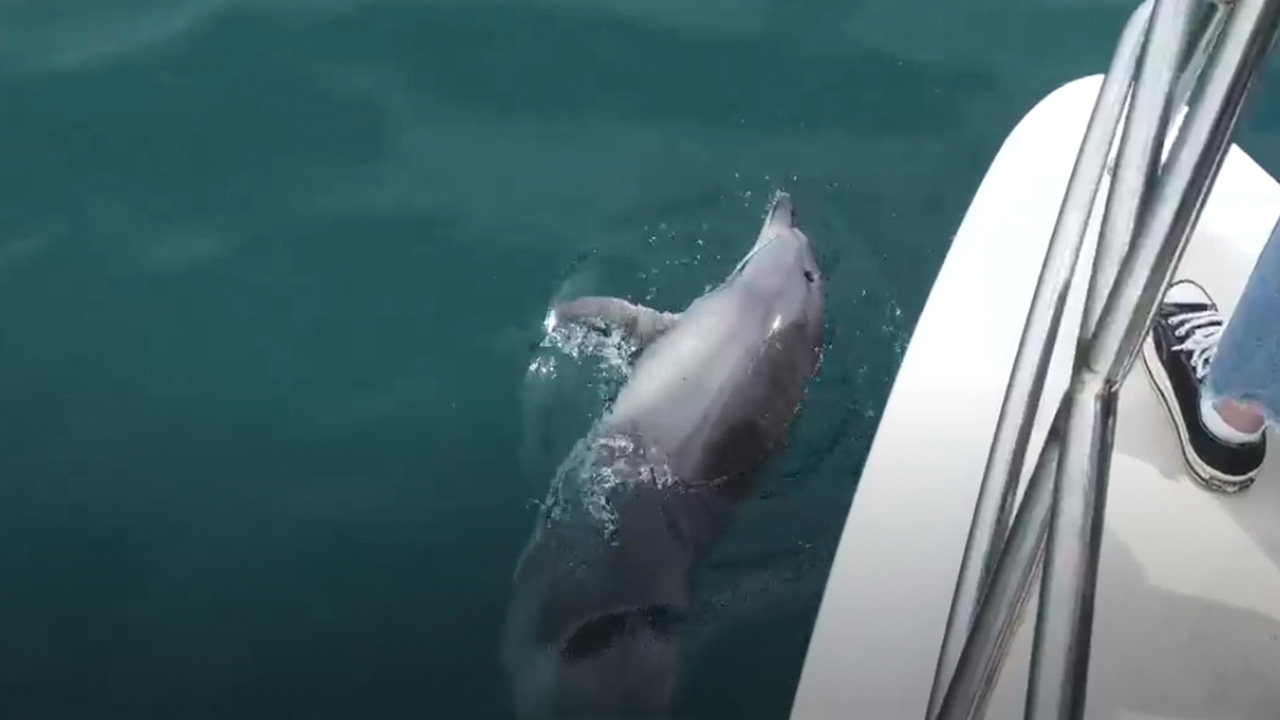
[502,192,825,719]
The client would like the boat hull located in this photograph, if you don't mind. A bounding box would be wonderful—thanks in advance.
[791,73,1280,720]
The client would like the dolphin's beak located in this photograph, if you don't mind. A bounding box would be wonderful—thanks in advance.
[764,191,794,230]
[739,191,795,262]
[730,192,798,277]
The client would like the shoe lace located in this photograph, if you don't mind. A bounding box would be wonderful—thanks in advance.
[1168,309,1223,380]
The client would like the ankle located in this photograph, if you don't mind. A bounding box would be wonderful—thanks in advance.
[1201,396,1266,445]
[1213,397,1266,434]
[1203,392,1264,443]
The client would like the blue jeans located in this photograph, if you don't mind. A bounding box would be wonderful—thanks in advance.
[1206,215,1280,425]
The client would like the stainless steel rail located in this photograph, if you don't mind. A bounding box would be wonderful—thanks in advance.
[927,1,1280,719]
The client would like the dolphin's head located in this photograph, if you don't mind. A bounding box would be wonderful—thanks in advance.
[727,192,824,337]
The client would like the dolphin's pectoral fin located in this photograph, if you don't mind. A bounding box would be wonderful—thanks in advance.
[550,296,680,350]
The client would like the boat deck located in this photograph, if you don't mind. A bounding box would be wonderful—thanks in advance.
[792,74,1280,720]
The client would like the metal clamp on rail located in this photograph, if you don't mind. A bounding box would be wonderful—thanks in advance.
[924,1,1280,719]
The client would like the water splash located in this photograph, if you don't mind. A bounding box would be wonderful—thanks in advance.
[522,303,678,538]
[537,425,676,540]
[518,302,636,485]
[533,305,636,389]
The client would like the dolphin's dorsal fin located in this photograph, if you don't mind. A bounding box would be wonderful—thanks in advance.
[550,296,680,350]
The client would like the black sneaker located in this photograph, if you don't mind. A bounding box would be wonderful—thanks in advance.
[1140,279,1266,493]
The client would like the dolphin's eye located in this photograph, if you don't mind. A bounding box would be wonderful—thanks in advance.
[803,270,815,283]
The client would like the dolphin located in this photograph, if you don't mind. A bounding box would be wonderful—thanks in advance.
[501,191,825,719]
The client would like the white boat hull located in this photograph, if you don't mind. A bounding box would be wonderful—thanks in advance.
[791,74,1280,720]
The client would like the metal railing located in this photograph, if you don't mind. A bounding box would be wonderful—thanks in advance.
[924,1,1280,719]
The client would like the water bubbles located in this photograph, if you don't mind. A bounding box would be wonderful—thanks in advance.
[527,354,556,381]
[520,305,638,490]
[535,313,635,383]
[539,429,674,540]
[524,311,674,539]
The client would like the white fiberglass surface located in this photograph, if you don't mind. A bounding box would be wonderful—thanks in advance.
[792,74,1280,720]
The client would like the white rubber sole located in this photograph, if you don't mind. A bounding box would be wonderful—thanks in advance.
[1139,336,1257,494]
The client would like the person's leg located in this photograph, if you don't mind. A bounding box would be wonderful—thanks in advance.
[1141,216,1280,493]
[1204,212,1280,433]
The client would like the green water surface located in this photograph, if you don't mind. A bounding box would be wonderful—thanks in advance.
[5,1,1280,718]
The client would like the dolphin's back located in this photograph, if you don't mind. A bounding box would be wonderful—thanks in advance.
[605,287,821,496]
